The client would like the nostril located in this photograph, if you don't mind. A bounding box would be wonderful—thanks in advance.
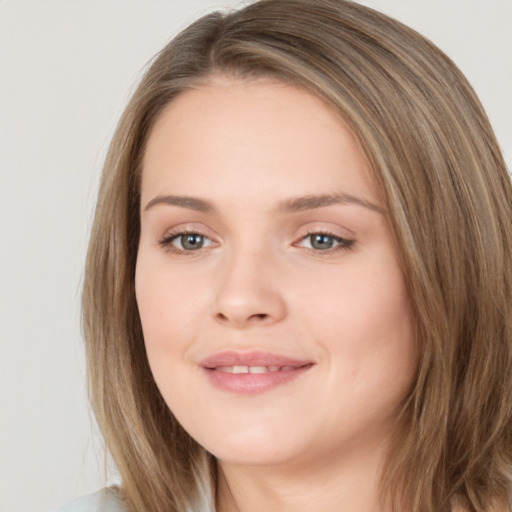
[215,312,268,324]
[251,313,268,321]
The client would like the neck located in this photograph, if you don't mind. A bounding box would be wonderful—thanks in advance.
[216,440,391,512]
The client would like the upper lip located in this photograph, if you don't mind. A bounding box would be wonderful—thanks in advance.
[199,350,313,369]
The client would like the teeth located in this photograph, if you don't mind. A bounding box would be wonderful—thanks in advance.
[248,366,267,374]
[215,365,295,374]
[232,366,249,374]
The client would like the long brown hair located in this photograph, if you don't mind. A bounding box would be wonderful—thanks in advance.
[82,1,512,510]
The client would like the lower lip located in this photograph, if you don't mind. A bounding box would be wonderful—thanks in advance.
[202,365,313,394]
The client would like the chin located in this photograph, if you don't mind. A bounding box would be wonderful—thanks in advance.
[210,442,299,467]
[193,421,305,467]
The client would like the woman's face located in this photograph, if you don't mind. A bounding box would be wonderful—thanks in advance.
[136,77,417,468]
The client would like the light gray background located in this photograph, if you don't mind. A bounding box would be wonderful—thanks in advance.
[1,1,511,511]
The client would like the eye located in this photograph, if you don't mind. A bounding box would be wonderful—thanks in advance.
[159,231,215,252]
[298,232,354,252]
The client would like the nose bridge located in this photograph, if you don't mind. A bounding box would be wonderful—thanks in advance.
[211,238,286,327]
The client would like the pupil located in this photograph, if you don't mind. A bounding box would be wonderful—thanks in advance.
[182,234,203,250]
[311,234,334,250]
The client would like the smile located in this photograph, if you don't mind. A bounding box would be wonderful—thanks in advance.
[214,365,301,374]
[200,351,314,394]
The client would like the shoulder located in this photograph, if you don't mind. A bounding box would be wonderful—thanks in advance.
[55,487,126,512]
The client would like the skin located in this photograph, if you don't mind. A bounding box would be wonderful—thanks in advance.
[136,77,418,512]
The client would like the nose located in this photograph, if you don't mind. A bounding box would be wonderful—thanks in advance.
[211,248,287,329]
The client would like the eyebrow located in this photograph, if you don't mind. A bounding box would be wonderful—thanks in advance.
[277,193,384,214]
[144,195,214,213]
[144,192,384,214]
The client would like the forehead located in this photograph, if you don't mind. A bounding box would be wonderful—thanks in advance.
[141,77,378,208]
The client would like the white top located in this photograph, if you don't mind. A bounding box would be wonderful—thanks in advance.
[56,488,125,512]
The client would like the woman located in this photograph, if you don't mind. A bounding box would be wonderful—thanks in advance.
[62,0,512,510]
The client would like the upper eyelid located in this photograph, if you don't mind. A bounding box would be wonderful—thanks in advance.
[158,228,353,252]
[159,223,217,239]
[297,231,351,242]
[159,230,215,245]
[295,231,354,248]
[158,226,351,239]
[294,225,354,240]
[158,231,217,255]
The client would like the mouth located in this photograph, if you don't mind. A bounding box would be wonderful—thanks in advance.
[213,364,306,374]
[200,351,314,394]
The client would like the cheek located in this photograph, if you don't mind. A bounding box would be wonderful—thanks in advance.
[135,259,198,358]
[308,254,411,333]
[308,272,417,439]
[303,255,416,385]
[135,263,202,408]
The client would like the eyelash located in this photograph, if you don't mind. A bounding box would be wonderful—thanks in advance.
[158,230,215,255]
[295,230,355,255]
[158,229,355,256]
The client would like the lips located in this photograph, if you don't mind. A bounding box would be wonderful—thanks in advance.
[215,365,298,374]
[199,351,313,393]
